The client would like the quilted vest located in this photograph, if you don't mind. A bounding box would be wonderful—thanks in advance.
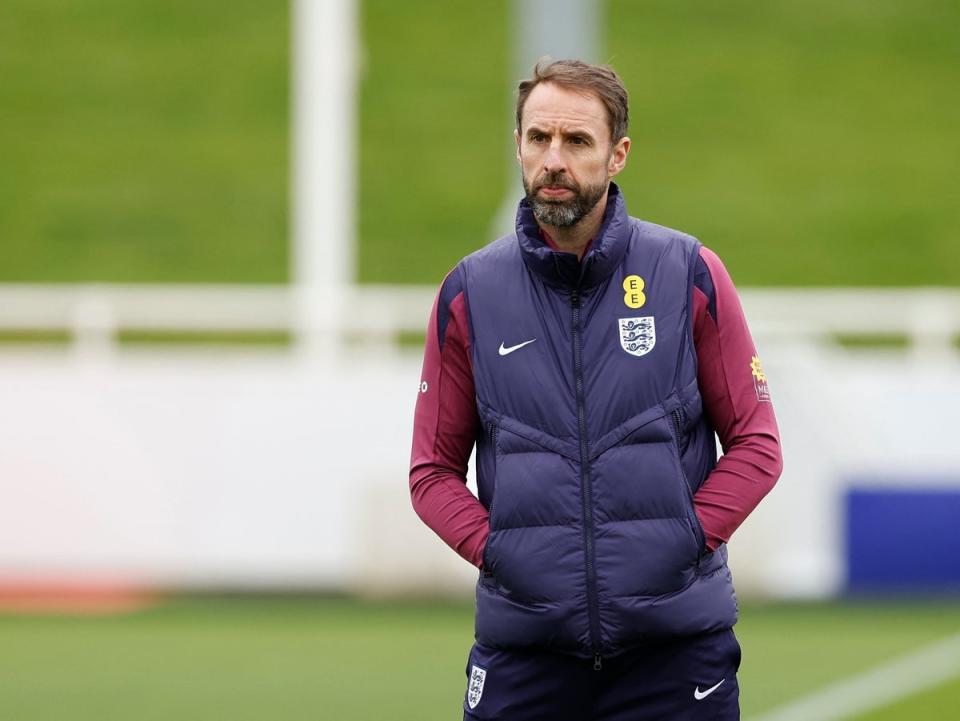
[460,183,738,661]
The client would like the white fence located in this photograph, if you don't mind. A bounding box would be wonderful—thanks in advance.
[0,284,958,352]
[0,285,957,599]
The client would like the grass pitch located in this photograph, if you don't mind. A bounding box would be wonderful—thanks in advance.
[0,596,958,720]
[0,0,289,283]
[360,0,960,287]
[1,1,957,286]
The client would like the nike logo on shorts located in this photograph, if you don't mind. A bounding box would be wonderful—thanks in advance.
[694,679,724,700]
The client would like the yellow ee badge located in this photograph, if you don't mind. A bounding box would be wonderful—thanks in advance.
[623,275,646,309]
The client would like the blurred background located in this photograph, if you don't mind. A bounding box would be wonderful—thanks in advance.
[0,1,958,719]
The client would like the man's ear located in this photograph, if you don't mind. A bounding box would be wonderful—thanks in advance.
[514,128,522,164]
[608,136,631,177]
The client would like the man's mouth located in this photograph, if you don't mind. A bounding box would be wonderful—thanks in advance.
[538,185,574,199]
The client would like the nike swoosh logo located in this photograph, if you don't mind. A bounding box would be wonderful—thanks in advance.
[694,679,724,701]
[498,339,537,356]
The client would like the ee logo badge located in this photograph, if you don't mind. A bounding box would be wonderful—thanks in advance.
[623,275,646,309]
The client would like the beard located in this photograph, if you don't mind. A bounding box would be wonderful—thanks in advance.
[523,171,608,228]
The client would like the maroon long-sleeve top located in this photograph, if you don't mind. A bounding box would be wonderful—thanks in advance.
[410,243,782,568]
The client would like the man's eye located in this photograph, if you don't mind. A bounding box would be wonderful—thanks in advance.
[532,134,547,143]
[569,136,586,145]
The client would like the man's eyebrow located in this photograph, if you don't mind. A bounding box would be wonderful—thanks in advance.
[525,126,597,139]
[563,128,595,140]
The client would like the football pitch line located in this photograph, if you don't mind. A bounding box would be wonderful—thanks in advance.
[745,631,960,721]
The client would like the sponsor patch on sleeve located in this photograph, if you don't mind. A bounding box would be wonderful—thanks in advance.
[751,355,771,402]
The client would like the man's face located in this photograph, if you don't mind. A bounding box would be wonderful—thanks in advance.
[516,82,630,228]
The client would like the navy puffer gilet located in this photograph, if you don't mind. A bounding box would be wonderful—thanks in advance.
[460,184,737,660]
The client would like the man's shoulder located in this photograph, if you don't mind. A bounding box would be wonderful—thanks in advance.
[456,233,519,274]
[627,216,701,248]
[435,234,518,301]
[469,232,518,261]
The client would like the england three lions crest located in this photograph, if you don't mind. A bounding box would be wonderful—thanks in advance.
[467,664,487,709]
[618,317,656,357]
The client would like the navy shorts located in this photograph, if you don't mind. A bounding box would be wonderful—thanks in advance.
[463,629,741,721]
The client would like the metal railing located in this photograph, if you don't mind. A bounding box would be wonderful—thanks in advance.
[0,284,956,358]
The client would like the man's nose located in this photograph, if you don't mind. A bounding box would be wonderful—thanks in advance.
[542,140,567,173]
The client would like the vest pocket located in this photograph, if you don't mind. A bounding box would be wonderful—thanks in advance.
[669,410,706,558]
[481,537,496,576]
[670,408,690,456]
[481,423,499,573]
[486,423,499,521]
[685,492,707,560]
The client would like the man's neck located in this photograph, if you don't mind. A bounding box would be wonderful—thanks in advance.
[536,190,609,260]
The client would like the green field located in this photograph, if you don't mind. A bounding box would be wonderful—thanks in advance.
[360,0,960,287]
[1,1,957,285]
[1,597,958,720]
[0,0,289,283]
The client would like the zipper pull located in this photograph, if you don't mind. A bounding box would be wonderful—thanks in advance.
[571,289,580,307]
[593,653,603,671]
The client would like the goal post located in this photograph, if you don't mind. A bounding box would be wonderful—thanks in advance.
[292,0,357,351]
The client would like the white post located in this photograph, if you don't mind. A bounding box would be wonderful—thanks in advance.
[292,0,357,352]
[493,0,602,237]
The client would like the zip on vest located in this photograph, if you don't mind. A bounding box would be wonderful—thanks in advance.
[671,408,705,569]
[487,423,499,520]
[571,288,602,667]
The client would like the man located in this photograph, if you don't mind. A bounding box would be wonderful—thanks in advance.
[410,59,782,721]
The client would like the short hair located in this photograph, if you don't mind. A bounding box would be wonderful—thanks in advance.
[516,59,629,144]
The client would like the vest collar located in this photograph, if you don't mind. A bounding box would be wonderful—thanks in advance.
[515,182,630,291]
